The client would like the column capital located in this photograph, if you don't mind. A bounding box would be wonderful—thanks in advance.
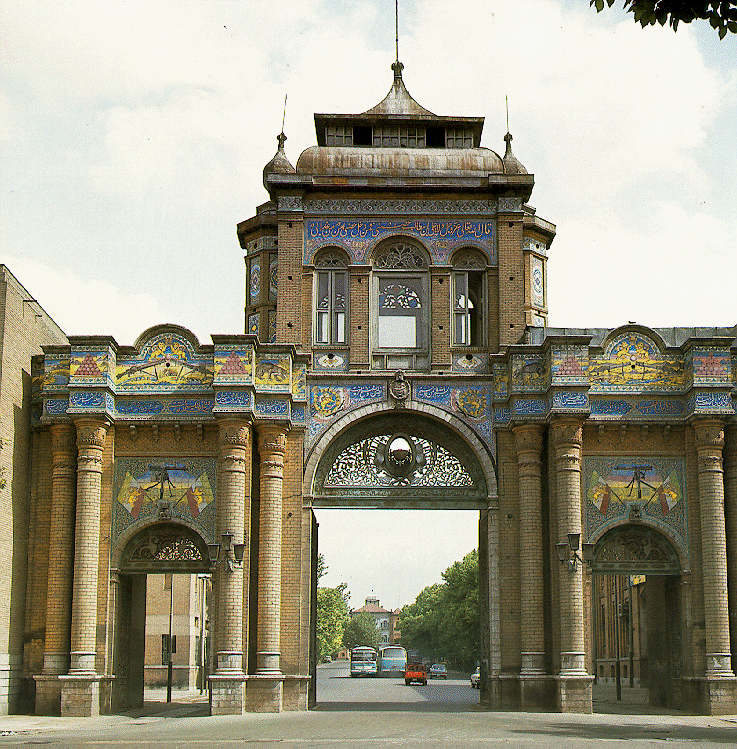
[257,424,289,455]
[74,418,109,450]
[693,418,725,451]
[512,422,544,456]
[549,417,583,449]
[218,418,251,449]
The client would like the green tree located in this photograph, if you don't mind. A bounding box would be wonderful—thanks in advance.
[316,582,350,660]
[398,550,479,670]
[342,611,381,651]
[591,1,737,38]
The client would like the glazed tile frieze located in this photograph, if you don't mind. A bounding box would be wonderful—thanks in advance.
[304,219,496,265]
[304,198,497,215]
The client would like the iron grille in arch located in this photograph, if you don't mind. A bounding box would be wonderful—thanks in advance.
[324,434,473,488]
[120,523,210,572]
[591,526,681,575]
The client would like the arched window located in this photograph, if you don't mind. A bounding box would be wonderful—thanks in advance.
[451,249,486,346]
[314,250,348,345]
[372,240,429,370]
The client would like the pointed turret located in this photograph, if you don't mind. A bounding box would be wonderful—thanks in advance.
[502,131,527,175]
[361,60,436,117]
[263,131,296,191]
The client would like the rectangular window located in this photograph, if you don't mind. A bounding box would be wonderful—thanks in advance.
[372,126,426,148]
[452,270,485,346]
[325,125,353,146]
[446,127,473,148]
[376,276,424,350]
[315,270,347,345]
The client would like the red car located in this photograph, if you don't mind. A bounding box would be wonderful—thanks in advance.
[404,663,427,686]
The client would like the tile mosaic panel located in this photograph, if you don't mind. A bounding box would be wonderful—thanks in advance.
[117,332,213,392]
[453,353,488,373]
[511,355,547,392]
[42,355,70,391]
[254,354,290,390]
[70,348,114,386]
[550,346,588,384]
[314,352,349,371]
[248,314,259,336]
[213,347,254,384]
[583,456,688,563]
[692,348,730,384]
[112,457,217,545]
[249,259,260,302]
[305,198,497,215]
[588,332,686,393]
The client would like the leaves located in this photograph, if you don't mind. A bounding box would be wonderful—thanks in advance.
[342,611,382,651]
[398,550,479,670]
[316,581,350,660]
[590,0,737,36]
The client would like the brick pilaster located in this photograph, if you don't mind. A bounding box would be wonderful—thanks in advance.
[69,419,108,674]
[724,425,737,670]
[256,425,288,674]
[694,419,734,677]
[513,422,545,674]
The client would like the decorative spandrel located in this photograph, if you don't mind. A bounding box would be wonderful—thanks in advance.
[323,434,473,488]
[591,527,681,575]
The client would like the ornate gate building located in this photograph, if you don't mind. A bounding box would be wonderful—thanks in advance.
[11,61,737,716]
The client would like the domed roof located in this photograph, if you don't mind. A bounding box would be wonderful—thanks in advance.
[263,132,295,191]
[296,145,503,177]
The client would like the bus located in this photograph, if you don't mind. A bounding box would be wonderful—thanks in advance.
[377,645,407,676]
[349,646,378,677]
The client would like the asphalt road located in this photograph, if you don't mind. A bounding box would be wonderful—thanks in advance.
[316,659,477,710]
[1,664,737,748]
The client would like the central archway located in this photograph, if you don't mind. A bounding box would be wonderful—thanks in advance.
[304,404,497,709]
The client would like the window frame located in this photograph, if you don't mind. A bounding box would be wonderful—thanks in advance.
[313,251,349,346]
[451,250,487,347]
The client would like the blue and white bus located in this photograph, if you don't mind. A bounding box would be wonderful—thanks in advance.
[350,646,378,677]
[377,645,407,676]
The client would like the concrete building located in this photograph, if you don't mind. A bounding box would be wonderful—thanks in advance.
[3,60,737,718]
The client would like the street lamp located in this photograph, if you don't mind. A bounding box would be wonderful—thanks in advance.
[556,533,595,572]
[207,532,246,572]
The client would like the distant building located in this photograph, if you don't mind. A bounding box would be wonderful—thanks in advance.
[351,597,399,645]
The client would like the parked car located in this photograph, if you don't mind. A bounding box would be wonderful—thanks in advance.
[429,663,447,679]
[470,667,480,688]
[321,655,332,663]
[404,662,427,686]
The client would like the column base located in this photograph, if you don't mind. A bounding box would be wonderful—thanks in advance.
[683,676,737,715]
[59,674,101,717]
[555,674,594,714]
[245,674,284,713]
[209,673,246,715]
[34,674,62,716]
[520,674,555,709]
[281,675,311,711]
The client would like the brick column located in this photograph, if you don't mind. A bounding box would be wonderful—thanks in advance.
[210,419,250,715]
[694,420,734,678]
[34,423,77,714]
[513,423,546,678]
[551,418,592,713]
[248,424,288,712]
[60,418,108,717]
[725,425,737,673]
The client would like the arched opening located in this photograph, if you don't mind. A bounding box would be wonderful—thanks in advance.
[587,524,684,712]
[306,407,495,711]
[112,522,213,713]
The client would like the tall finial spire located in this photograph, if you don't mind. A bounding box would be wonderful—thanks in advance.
[395,0,399,64]
[281,93,287,134]
[506,95,509,133]
[502,96,527,175]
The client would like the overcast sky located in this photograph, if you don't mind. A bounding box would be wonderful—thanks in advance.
[2,1,735,609]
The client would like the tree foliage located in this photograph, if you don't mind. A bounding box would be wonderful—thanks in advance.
[398,550,479,670]
[316,582,350,660]
[591,1,737,38]
[342,611,381,651]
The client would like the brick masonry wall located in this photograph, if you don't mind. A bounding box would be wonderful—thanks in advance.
[1,267,67,714]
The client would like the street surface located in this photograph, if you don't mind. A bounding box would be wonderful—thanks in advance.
[0,662,736,747]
